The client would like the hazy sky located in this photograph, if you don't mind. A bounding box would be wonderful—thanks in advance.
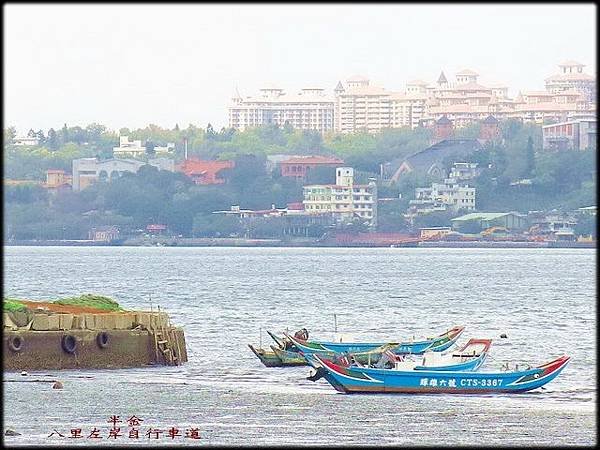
[4,3,596,134]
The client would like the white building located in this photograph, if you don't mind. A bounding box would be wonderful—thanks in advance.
[113,136,145,158]
[407,162,477,218]
[13,136,40,146]
[303,167,378,226]
[154,142,176,155]
[229,86,334,133]
[72,157,174,191]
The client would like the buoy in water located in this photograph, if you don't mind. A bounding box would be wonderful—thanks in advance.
[500,333,508,338]
[52,381,64,389]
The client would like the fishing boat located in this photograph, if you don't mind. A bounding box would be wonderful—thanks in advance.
[248,329,307,367]
[284,326,465,356]
[306,338,492,375]
[266,330,299,352]
[247,344,285,368]
[310,353,570,394]
[270,345,307,366]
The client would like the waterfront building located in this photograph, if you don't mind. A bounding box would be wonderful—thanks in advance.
[113,136,145,158]
[279,155,344,181]
[213,204,333,237]
[577,205,597,216]
[88,226,120,242]
[451,212,529,231]
[419,226,453,239]
[229,86,334,133]
[72,157,174,191]
[542,118,597,151]
[303,167,378,226]
[176,158,234,185]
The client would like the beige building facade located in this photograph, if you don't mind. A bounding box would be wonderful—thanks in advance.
[303,167,378,226]
[232,61,596,133]
[229,87,334,133]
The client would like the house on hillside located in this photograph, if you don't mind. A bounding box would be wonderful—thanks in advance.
[386,138,482,183]
[42,169,72,193]
[176,159,234,185]
[72,157,174,191]
[279,155,345,182]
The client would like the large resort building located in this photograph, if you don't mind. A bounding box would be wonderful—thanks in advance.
[228,86,334,133]
[230,61,595,134]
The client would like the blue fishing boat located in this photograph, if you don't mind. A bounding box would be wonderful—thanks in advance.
[284,326,464,356]
[306,338,492,375]
[311,353,570,394]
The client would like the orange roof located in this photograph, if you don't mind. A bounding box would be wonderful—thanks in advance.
[177,159,234,175]
[281,155,344,165]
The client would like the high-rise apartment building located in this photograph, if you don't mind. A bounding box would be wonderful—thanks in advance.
[228,86,334,133]
[333,76,394,133]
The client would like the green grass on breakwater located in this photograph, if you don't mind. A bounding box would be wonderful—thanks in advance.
[3,298,27,312]
[52,294,124,311]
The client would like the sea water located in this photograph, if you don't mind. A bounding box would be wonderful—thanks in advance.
[2,246,596,445]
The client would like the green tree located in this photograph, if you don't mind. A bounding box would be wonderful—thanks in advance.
[46,128,59,151]
[4,126,16,145]
[525,136,535,177]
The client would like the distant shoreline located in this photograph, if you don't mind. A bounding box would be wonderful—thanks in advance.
[4,239,596,249]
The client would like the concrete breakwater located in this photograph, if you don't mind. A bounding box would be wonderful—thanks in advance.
[4,307,187,371]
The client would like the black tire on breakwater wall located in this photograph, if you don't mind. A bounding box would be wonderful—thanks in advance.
[61,334,77,354]
[8,335,24,353]
[96,331,110,349]
[4,328,187,370]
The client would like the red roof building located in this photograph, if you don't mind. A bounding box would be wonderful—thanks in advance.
[176,159,234,185]
[279,155,344,181]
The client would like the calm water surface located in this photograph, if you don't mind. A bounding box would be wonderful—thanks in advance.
[2,246,597,446]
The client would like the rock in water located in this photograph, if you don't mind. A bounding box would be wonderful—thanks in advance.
[500,333,508,338]
[52,381,64,389]
[5,429,21,436]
